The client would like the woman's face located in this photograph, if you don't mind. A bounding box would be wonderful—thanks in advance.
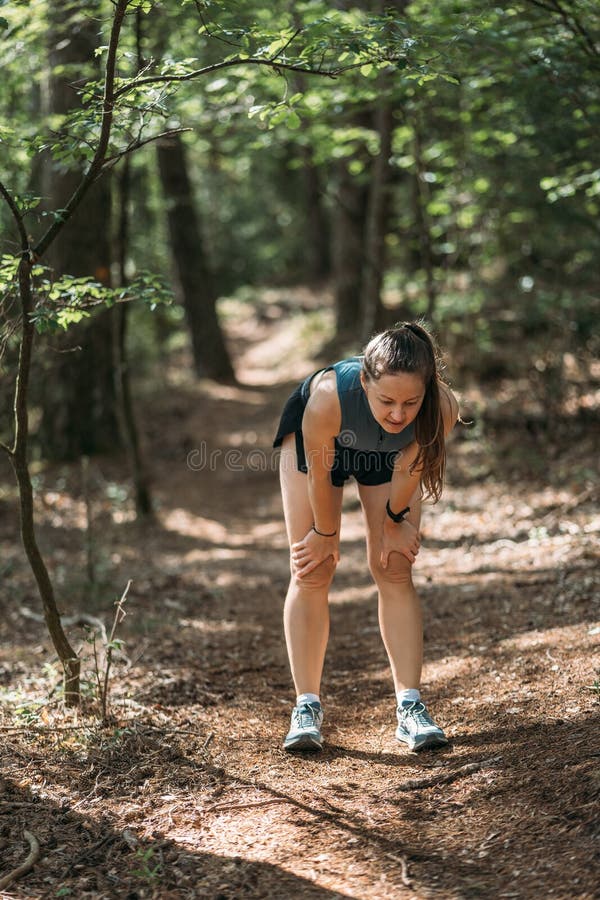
[360,370,426,433]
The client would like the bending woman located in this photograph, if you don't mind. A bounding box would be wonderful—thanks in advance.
[273,322,459,752]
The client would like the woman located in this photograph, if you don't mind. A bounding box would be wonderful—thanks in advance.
[273,321,459,752]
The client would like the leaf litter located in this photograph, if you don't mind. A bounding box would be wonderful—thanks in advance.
[0,290,598,898]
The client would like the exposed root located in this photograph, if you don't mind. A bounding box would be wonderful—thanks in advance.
[0,829,41,891]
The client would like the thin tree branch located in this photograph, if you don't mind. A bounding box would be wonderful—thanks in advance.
[0,181,29,254]
[193,0,243,49]
[555,0,600,61]
[112,54,402,100]
[101,127,193,167]
[523,0,600,65]
[270,28,304,63]
[33,0,130,259]
[525,0,565,13]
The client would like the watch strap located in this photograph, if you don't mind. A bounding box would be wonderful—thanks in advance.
[386,500,411,523]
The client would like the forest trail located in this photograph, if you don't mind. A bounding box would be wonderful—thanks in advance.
[0,293,598,899]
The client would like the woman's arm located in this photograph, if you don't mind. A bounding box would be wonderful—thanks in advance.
[382,382,460,567]
[302,381,341,535]
[382,442,422,566]
[291,372,342,578]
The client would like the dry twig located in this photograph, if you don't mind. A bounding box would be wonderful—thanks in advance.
[384,852,412,888]
[204,797,292,813]
[0,830,41,891]
[0,801,46,808]
[58,833,119,879]
[396,759,498,792]
[0,725,95,734]
[101,580,131,722]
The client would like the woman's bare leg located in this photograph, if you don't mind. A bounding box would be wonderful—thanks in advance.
[358,482,423,692]
[280,434,343,696]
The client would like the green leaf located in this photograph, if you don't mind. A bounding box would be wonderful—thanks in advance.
[269,108,289,126]
[56,309,90,329]
[266,36,291,56]
[248,104,266,118]
[107,639,125,651]
[286,110,301,130]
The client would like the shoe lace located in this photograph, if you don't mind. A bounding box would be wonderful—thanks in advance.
[293,703,320,728]
[401,701,434,727]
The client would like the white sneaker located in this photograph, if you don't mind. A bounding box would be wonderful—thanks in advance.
[283,701,323,751]
[396,701,448,751]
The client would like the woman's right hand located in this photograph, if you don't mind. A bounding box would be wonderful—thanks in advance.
[291,527,340,579]
[381,518,420,568]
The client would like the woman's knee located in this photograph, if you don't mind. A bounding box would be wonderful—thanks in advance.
[291,554,337,590]
[369,551,413,586]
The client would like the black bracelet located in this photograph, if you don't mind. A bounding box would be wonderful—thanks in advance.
[386,500,410,523]
[312,524,337,537]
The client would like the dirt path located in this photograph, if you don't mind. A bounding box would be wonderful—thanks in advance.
[0,295,598,898]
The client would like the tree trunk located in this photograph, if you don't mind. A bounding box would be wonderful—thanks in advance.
[38,307,120,460]
[113,158,153,518]
[331,159,369,337]
[412,114,437,320]
[301,144,331,284]
[156,134,234,381]
[38,0,120,460]
[361,96,394,340]
[11,261,80,705]
[289,66,330,284]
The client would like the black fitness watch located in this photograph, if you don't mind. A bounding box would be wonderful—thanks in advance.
[385,500,410,523]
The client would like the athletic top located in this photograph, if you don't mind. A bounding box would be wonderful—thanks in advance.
[301,356,416,453]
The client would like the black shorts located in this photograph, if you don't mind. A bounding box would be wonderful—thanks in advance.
[273,377,399,487]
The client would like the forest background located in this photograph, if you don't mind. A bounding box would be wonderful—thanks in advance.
[0,1,598,898]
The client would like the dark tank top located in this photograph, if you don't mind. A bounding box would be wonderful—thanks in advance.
[302,356,415,453]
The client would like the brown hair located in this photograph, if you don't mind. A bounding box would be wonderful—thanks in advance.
[362,320,447,502]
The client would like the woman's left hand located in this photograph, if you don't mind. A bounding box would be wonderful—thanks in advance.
[380,518,420,568]
[291,527,340,578]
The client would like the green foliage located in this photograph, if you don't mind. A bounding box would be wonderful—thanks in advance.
[587,671,600,697]
[0,259,174,334]
[1,0,599,377]
[0,253,18,286]
[133,847,163,883]
[13,703,43,724]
